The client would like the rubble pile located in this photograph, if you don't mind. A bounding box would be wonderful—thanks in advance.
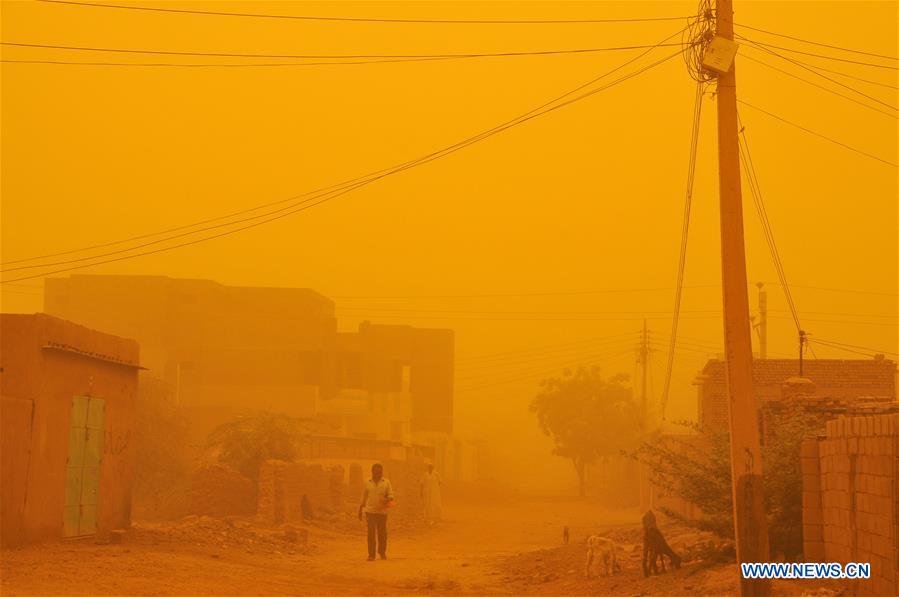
[189,464,255,518]
[134,515,310,554]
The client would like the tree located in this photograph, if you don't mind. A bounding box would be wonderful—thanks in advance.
[206,412,311,481]
[530,366,639,497]
[632,413,814,560]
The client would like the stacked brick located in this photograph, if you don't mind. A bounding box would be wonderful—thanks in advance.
[189,464,256,518]
[802,413,899,596]
[257,461,348,525]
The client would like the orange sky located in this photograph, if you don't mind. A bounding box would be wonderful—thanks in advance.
[2,1,896,490]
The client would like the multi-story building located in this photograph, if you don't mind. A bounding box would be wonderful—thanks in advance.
[43,275,457,462]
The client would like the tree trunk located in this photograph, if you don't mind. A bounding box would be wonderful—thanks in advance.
[573,459,586,497]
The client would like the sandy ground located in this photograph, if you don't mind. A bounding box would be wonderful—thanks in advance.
[1,496,850,596]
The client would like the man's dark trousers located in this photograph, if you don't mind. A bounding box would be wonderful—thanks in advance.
[365,512,388,558]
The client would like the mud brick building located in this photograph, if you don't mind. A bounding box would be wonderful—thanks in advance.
[802,413,899,596]
[695,357,897,430]
[0,314,141,546]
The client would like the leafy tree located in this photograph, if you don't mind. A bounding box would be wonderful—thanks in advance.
[633,413,815,560]
[530,366,639,497]
[206,412,312,481]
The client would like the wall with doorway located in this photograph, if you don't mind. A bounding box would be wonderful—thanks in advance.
[0,313,140,546]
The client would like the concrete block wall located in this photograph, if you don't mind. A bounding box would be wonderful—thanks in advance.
[803,413,899,596]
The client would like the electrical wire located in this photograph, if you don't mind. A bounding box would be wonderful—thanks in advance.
[739,45,899,90]
[331,285,719,299]
[2,45,686,276]
[733,22,899,61]
[455,348,636,393]
[456,332,639,364]
[737,100,897,167]
[455,341,641,377]
[811,338,898,356]
[336,306,722,315]
[35,0,693,24]
[0,56,522,68]
[739,53,897,119]
[3,35,690,269]
[660,80,705,419]
[737,112,802,333]
[1,39,688,283]
[1,40,685,60]
[737,36,898,113]
[737,39,899,70]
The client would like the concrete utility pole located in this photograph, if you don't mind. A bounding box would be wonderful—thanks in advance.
[714,0,771,594]
[756,282,767,360]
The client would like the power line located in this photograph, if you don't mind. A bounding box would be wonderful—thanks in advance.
[737,100,897,168]
[733,22,899,61]
[768,315,896,327]
[739,53,898,119]
[2,31,687,268]
[1,40,685,60]
[737,112,802,333]
[456,332,639,364]
[660,80,705,419]
[737,37,898,113]
[738,39,899,70]
[35,0,692,24]
[743,44,899,89]
[787,284,898,297]
[337,306,723,315]
[749,56,898,91]
[0,56,498,68]
[1,39,688,283]
[455,348,635,393]
[811,338,898,357]
[455,340,641,377]
[334,312,721,322]
[331,285,719,299]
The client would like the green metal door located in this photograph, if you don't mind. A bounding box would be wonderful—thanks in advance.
[63,396,105,537]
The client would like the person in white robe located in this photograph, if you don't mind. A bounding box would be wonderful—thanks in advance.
[420,463,442,523]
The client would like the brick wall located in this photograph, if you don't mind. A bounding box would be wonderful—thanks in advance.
[698,358,896,431]
[257,459,428,524]
[802,414,899,596]
[257,460,346,525]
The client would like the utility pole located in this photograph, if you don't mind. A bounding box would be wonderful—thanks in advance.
[799,330,807,376]
[756,282,767,360]
[713,0,771,594]
[640,319,649,425]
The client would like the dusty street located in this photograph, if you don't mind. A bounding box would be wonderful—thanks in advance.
[1,495,843,597]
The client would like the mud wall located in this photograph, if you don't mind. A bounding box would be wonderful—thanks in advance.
[0,314,139,546]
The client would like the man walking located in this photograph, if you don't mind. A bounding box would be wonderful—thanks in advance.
[358,463,394,561]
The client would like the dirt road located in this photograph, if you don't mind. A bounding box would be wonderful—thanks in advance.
[1,497,840,596]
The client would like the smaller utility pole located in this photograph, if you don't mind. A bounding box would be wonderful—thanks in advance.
[756,282,767,360]
[640,319,649,424]
[799,330,807,376]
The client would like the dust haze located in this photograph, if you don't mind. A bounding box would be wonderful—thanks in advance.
[1,1,897,595]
